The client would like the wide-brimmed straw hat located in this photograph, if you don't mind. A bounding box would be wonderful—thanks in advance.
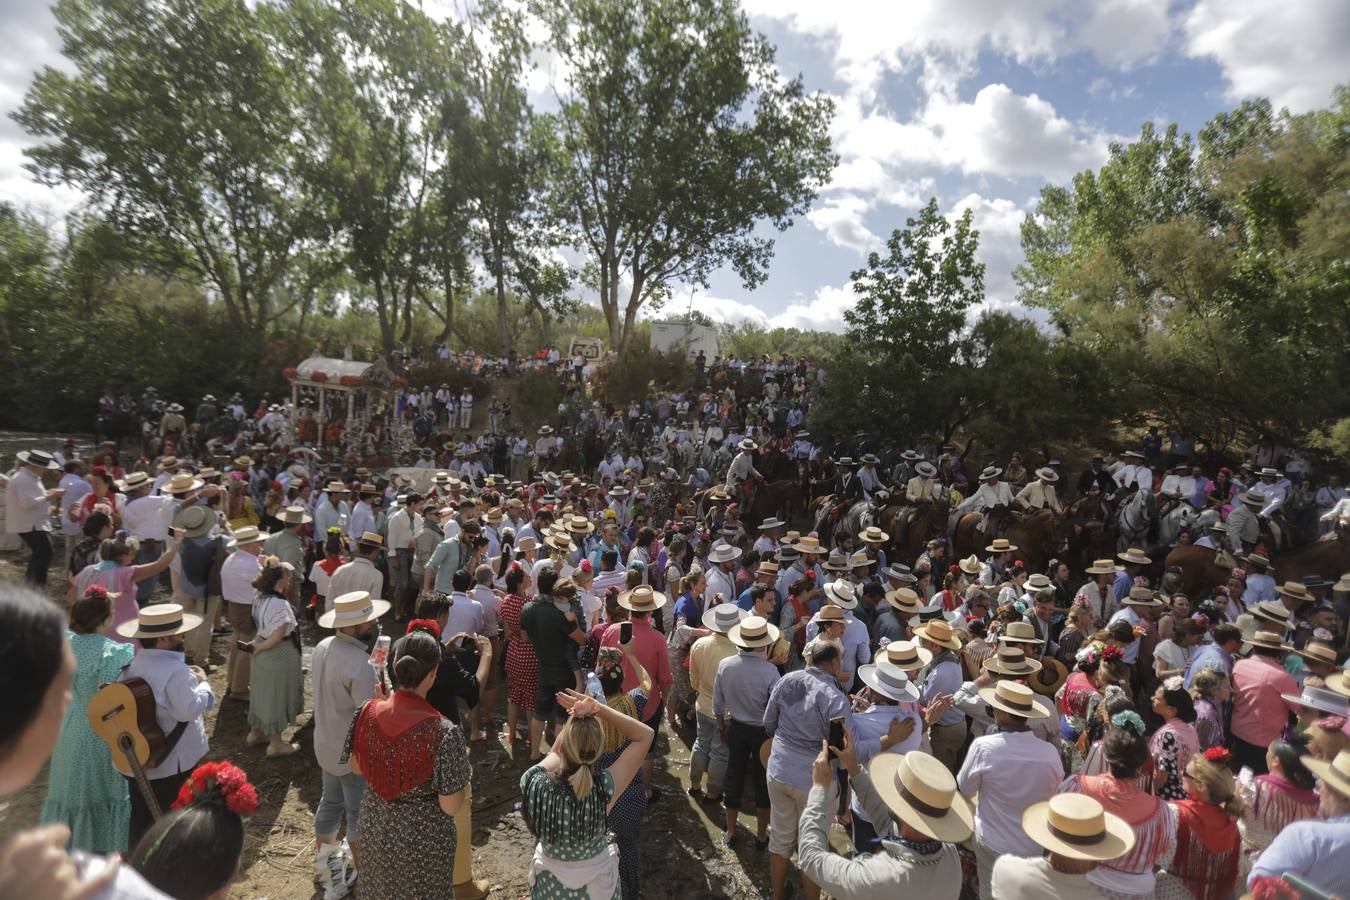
[1122,586,1164,607]
[1117,547,1150,566]
[1252,601,1292,626]
[1329,671,1350,699]
[983,644,1043,677]
[870,751,974,843]
[565,514,594,534]
[156,456,180,471]
[978,466,1003,480]
[1241,490,1267,507]
[1085,558,1119,575]
[884,587,923,615]
[738,438,758,451]
[728,615,780,649]
[278,505,312,526]
[356,531,385,549]
[708,542,743,564]
[858,661,920,703]
[999,621,1045,645]
[1021,795,1135,862]
[618,585,668,612]
[1276,582,1311,604]
[317,590,391,629]
[758,516,786,531]
[226,525,266,550]
[873,639,932,670]
[17,449,60,470]
[164,473,204,495]
[1244,630,1290,651]
[985,538,1018,554]
[1294,641,1343,668]
[859,526,889,544]
[1029,658,1070,696]
[702,603,747,633]
[958,555,981,576]
[914,619,962,651]
[792,535,824,555]
[821,550,850,572]
[1305,749,1350,799]
[823,580,858,610]
[1035,467,1059,483]
[978,680,1049,718]
[816,604,847,625]
[118,471,151,491]
[173,505,215,539]
[756,560,779,577]
[543,533,576,553]
[1025,573,1052,592]
[115,603,203,640]
[1280,684,1349,717]
[915,461,938,478]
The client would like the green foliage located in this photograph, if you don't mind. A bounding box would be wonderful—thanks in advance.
[718,321,843,361]
[1307,418,1350,464]
[512,368,564,424]
[590,344,692,406]
[537,0,837,351]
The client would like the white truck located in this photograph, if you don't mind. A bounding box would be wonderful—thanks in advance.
[649,320,720,360]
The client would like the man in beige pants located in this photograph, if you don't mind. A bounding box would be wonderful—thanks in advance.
[219,526,265,698]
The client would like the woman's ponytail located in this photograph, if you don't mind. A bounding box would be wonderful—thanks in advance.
[567,764,594,801]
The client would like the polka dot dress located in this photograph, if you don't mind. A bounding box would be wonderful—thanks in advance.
[521,765,617,900]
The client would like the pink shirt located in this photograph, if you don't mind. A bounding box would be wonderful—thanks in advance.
[1230,655,1299,746]
[599,616,672,713]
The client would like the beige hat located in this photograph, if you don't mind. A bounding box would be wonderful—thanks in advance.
[999,621,1045,645]
[1123,586,1164,607]
[117,471,151,491]
[708,542,743,564]
[873,639,932,670]
[914,619,962,651]
[816,604,847,625]
[1021,794,1135,862]
[859,526,890,544]
[1245,630,1289,651]
[823,580,858,609]
[515,535,539,553]
[173,505,215,539]
[618,585,668,612]
[983,644,1043,676]
[163,473,204,495]
[1085,558,1119,575]
[156,456,180,471]
[792,535,824,555]
[884,587,923,615]
[848,550,875,570]
[317,590,391,629]
[985,538,1018,554]
[1025,573,1052,591]
[115,603,203,640]
[1118,547,1151,566]
[870,751,974,843]
[279,505,312,526]
[1305,749,1350,799]
[1294,641,1342,668]
[1326,670,1350,699]
[226,525,266,549]
[728,615,780,649]
[356,531,384,549]
[544,533,576,553]
[324,481,350,493]
[1252,600,1292,626]
[978,680,1049,718]
[958,554,981,576]
[1276,582,1311,604]
[702,603,747,633]
[566,514,595,534]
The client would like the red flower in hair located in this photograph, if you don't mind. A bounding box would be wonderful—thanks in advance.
[407,618,442,640]
[1101,645,1124,662]
[82,584,110,600]
[579,559,594,573]
[1248,877,1298,900]
[948,564,960,575]
[172,761,257,816]
[1202,747,1232,764]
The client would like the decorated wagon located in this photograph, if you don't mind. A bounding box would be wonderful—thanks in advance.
[282,351,414,462]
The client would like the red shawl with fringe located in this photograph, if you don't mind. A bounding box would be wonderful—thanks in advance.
[351,690,445,801]
[1170,799,1240,900]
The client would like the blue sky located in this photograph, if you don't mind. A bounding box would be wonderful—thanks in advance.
[2,0,1347,331]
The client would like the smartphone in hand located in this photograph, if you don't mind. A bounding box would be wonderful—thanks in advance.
[619,621,633,645]
[827,716,845,756]
[235,640,254,654]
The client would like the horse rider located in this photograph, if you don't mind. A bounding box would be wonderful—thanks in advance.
[1225,490,1265,555]
[1112,450,1152,493]
[1077,455,1116,499]
[1255,467,1291,518]
[891,449,920,487]
[726,437,764,504]
[857,453,884,500]
[956,465,1014,538]
[906,460,942,504]
[1158,464,1196,508]
[1014,466,1063,513]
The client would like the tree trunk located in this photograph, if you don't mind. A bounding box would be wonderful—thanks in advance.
[495,269,510,356]
[619,274,645,355]
[374,278,396,360]
[603,256,622,350]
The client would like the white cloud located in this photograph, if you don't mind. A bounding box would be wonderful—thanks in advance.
[806,195,880,253]
[1183,0,1350,112]
[767,283,859,332]
[1077,0,1172,69]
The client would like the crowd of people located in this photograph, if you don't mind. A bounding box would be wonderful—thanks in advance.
[3,352,1350,900]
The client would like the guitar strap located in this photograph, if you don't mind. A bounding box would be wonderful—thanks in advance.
[154,720,191,767]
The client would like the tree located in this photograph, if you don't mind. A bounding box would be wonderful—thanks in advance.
[270,0,457,359]
[536,0,836,352]
[812,199,984,442]
[14,0,319,339]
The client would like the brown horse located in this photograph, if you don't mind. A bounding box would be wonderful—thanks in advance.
[1002,509,1071,574]
[882,500,948,566]
[1164,545,1233,599]
[1269,530,1350,586]
[745,479,801,531]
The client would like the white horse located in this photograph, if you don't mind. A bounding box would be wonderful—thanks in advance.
[1158,501,1199,547]
[1116,488,1157,551]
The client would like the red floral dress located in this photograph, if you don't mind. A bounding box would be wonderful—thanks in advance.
[500,593,537,708]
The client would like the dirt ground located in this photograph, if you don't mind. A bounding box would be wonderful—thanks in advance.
[0,550,810,900]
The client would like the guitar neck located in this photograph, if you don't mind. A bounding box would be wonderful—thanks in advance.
[117,732,163,820]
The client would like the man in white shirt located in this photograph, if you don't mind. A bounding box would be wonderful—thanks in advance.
[346,486,377,553]
[458,389,473,430]
[313,482,350,538]
[957,681,1063,899]
[221,527,265,698]
[857,454,883,500]
[957,466,1015,537]
[1014,467,1063,513]
[116,603,217,848]
[6,448,60,586]
[704,542,742,606]
[385,493,424,619]
[119,471,175,605]
[327,534,386,614]
[1112,450,1152,492]
[57,460,93,573]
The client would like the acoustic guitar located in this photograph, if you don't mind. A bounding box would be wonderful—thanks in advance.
[88,678,184,819]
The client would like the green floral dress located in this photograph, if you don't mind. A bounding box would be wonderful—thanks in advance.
[521,765,617,900]
[41,632,135,853]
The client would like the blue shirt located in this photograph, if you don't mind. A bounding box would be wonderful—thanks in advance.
[1111,570,1133,603]
[1249,815,1350,896]
[713,650,780,725]
[764,667,854,790]
[1245,573,1277,604]
[672,592,702,629]
[1183,642,1233,689]
[805,611,870,676]
[425,535,467,594]
[919,652,966,726]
